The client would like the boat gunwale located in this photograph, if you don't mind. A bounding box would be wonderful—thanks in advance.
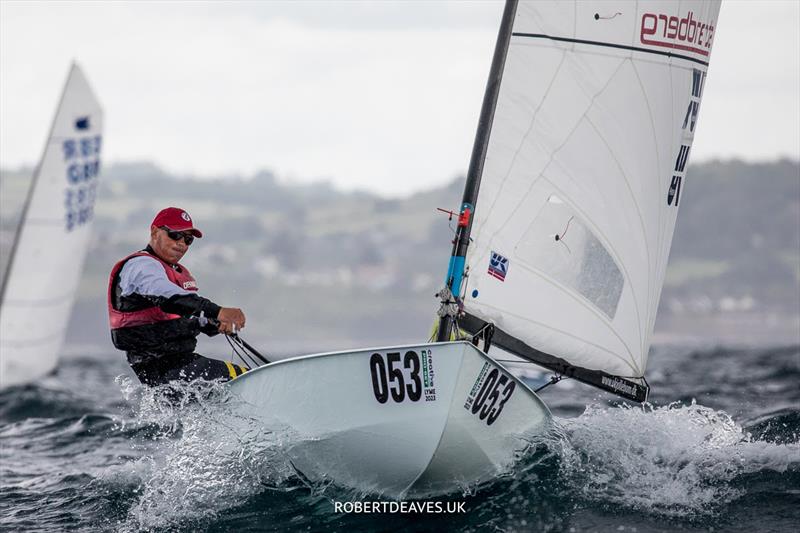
[227,340,552,417]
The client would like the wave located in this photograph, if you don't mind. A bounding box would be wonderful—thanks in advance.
[553,401,800,518]
[103,377,303,531]
[5,352,798,532]
[105,376,800,531]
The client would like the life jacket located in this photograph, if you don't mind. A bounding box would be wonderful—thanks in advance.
[108,249,201,362]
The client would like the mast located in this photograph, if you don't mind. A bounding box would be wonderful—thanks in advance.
[436,0,519,342]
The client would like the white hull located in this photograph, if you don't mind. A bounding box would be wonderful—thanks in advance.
[228,340,551,498]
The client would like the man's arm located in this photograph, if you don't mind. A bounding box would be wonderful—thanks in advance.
[119,256,246,333]
[119,256,221,318]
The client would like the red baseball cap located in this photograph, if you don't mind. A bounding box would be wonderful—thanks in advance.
[151,207,203,238]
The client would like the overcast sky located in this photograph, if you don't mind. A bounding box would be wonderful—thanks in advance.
[1,1,798,196]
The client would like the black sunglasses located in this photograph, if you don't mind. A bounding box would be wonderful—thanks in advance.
[160,226,195,245]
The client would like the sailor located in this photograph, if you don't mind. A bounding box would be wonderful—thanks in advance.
[107,207,248,386]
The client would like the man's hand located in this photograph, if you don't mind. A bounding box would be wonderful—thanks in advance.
[217,307,246,334]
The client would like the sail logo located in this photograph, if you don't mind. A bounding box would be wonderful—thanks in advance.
[600,376,639,397]
[640,11,716,56]
[74,117,90,130]
[487,252,508,282]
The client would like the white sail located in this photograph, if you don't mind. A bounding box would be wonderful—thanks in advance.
[462,1,721,378]
[0,64,103,387]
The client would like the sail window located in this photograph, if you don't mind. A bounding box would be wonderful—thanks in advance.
[515,195,624,319]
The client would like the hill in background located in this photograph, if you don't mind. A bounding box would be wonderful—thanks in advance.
[1,159,798,355]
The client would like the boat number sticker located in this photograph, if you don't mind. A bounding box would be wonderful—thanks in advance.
[464,362,515,426]
[369,350,436,404]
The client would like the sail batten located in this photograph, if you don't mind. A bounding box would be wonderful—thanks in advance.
[511,33,712,66]
[453,0,721,394]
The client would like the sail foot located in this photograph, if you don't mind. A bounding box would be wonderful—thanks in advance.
[459,313,649,403]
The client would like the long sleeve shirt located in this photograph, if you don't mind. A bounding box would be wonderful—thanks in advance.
[118,255,221,322]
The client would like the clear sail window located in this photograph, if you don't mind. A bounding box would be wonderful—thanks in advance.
[516,195,624,319]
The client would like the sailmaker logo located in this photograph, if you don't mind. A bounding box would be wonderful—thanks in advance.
[640,10,716,57]
[601,376,638,397]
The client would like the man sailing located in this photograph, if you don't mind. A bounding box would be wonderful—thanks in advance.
[108,207,248,386]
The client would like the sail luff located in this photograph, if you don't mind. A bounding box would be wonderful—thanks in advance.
[437,0,519,342]
[0,63,77,308]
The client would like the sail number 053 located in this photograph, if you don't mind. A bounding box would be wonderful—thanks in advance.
[369,351,422,403]
[470,368,515,426]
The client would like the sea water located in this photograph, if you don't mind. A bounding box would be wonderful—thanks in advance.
[1,344,798,532]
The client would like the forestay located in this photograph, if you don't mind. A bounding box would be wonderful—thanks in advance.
[459,1,721,389]
[0,64,103,387]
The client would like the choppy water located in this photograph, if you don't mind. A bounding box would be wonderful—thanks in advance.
[1,344,798,532]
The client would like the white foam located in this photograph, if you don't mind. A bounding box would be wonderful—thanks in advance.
[555,401,800,517]
[110,377,300,531]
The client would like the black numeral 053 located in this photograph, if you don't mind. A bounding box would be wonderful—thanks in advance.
[471,368,515,425]
[370,351,422,404]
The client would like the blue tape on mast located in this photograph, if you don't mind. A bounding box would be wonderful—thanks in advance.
[444,255,466,298]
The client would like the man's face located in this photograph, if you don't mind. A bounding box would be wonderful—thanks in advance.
[149,226,190,264]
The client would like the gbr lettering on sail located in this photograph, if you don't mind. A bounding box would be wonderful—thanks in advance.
[668,68,706,207]
[637,7,715,208]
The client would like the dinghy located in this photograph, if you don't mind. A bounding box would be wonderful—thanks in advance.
[0,64,103,388]
[229,0,722,497]
[232,341,549,497]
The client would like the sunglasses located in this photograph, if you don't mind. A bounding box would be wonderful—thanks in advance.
[160,226,195,245]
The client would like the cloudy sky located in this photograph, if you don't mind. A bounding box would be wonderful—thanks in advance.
[1,1,798,196]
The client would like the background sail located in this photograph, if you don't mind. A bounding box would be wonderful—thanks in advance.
[0,64,103,387]
[462,1,722,378]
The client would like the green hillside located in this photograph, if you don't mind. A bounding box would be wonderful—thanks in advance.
[1,159,798,351]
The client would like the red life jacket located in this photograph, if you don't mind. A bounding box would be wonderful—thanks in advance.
[108,250,198,328]
[108,250,201,359]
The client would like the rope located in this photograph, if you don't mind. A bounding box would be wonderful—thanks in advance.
[225,334,255,369]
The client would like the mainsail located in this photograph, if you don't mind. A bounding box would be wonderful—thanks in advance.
[440,0,721,401]
[0,64,103,387]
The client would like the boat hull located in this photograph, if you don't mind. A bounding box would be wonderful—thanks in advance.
[228,341,551,498]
